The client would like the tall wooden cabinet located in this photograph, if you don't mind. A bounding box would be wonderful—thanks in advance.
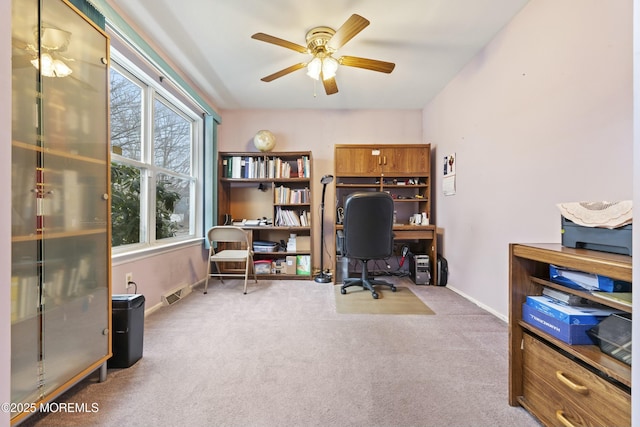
[334,144,437,284]
[11,0,111,423]
[509,244,631,427]
[217,151,313,279]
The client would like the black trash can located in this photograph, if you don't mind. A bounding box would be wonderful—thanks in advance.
[109,294,145,368]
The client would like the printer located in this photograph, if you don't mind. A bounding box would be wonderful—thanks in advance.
[558,201,632,256]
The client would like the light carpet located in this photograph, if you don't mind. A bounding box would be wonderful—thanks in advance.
[335,285,435,315]
[20,277,541,427]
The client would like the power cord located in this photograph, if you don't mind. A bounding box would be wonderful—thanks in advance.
[127,281,138,293]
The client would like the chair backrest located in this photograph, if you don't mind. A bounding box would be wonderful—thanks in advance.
[207,226,250,246]
[343,191,394,260]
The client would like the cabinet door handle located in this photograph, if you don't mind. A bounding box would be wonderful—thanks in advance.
[556,410,576,427]
[555,370,589,395]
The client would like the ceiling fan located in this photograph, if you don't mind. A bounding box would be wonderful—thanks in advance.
[13,26,75,78]
[251,14,395,95]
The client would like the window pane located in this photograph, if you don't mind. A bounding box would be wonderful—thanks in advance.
[156,173,191,240]
[111,163,142,246]
[110,69,142,161]
[154,98,191,174]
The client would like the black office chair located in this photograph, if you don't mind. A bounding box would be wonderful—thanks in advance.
[340,191,396,299]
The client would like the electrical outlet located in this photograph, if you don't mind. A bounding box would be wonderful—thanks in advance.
[125,272,133,290]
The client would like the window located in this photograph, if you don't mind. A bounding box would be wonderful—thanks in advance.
[109,52,202,251]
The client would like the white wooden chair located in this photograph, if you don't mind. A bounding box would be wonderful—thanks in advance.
[204,226,257,294]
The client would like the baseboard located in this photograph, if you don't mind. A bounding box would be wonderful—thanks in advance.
[445,284,508,323]
[144,302,164,316]
[142,279,206,317]
[142,280,509,323]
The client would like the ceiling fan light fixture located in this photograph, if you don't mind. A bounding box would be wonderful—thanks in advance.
[306,57,322,80]
[31,52,72,78]
[321,56,338,80]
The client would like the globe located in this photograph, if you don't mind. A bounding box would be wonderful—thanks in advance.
[253,130,276,152]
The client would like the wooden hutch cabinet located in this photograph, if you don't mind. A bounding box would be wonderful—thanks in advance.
[334,144,436,284]
[335,144,430,177]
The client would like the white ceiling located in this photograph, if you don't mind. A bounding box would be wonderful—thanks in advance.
[106,0,530,110]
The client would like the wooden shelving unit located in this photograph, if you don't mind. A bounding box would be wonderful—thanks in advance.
[509,243,631,427]
[217,151,313,279]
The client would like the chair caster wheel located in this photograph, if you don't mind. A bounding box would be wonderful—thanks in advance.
[372,292,379,299]
[391,286,397,292]
[340,288,346,294]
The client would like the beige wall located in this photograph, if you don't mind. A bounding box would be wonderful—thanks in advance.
[423,0,633,318]
[217,109,424,273]
[1,0,11,420]
[3,1,637,421]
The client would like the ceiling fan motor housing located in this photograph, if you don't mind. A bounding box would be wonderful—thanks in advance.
[305,26,336,55]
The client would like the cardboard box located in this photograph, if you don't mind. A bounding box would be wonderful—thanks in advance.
[525,295,620,325]
[296,255,310,276]
[284,256,297,275]
[296,236,311,251]
[522,303,596,345]
[271,258,286,274]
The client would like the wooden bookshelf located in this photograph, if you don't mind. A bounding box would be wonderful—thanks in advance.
[217,151,314,279]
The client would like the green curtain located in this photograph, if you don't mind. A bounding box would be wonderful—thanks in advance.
[68,0,104,29]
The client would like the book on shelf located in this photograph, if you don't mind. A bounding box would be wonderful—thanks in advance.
[12,275,39,322]
[222,158,228,177]
[275,186,310,204]
[275,206,309,227]
[223,154,310,180]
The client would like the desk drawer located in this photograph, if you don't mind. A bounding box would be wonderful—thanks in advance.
[522,334,630,427]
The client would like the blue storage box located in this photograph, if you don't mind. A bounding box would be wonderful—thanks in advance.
[525,295,620,325]
[522,303,597,345]
[549,264,632,293]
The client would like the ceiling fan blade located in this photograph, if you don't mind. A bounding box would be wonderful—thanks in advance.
[260,63,306,82]
[326,14,370,51]
[339,56,395,74]
[251,33,308,54]
[12,37,31,50]
[322,75,338,95]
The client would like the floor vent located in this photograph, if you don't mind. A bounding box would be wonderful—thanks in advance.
[161,284,191,306]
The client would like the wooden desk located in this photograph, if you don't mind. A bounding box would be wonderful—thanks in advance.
[336,224,438,285]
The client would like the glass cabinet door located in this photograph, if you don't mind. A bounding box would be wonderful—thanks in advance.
[11,0,110,415]
[11,0,43,413]
[39,0,110,395]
